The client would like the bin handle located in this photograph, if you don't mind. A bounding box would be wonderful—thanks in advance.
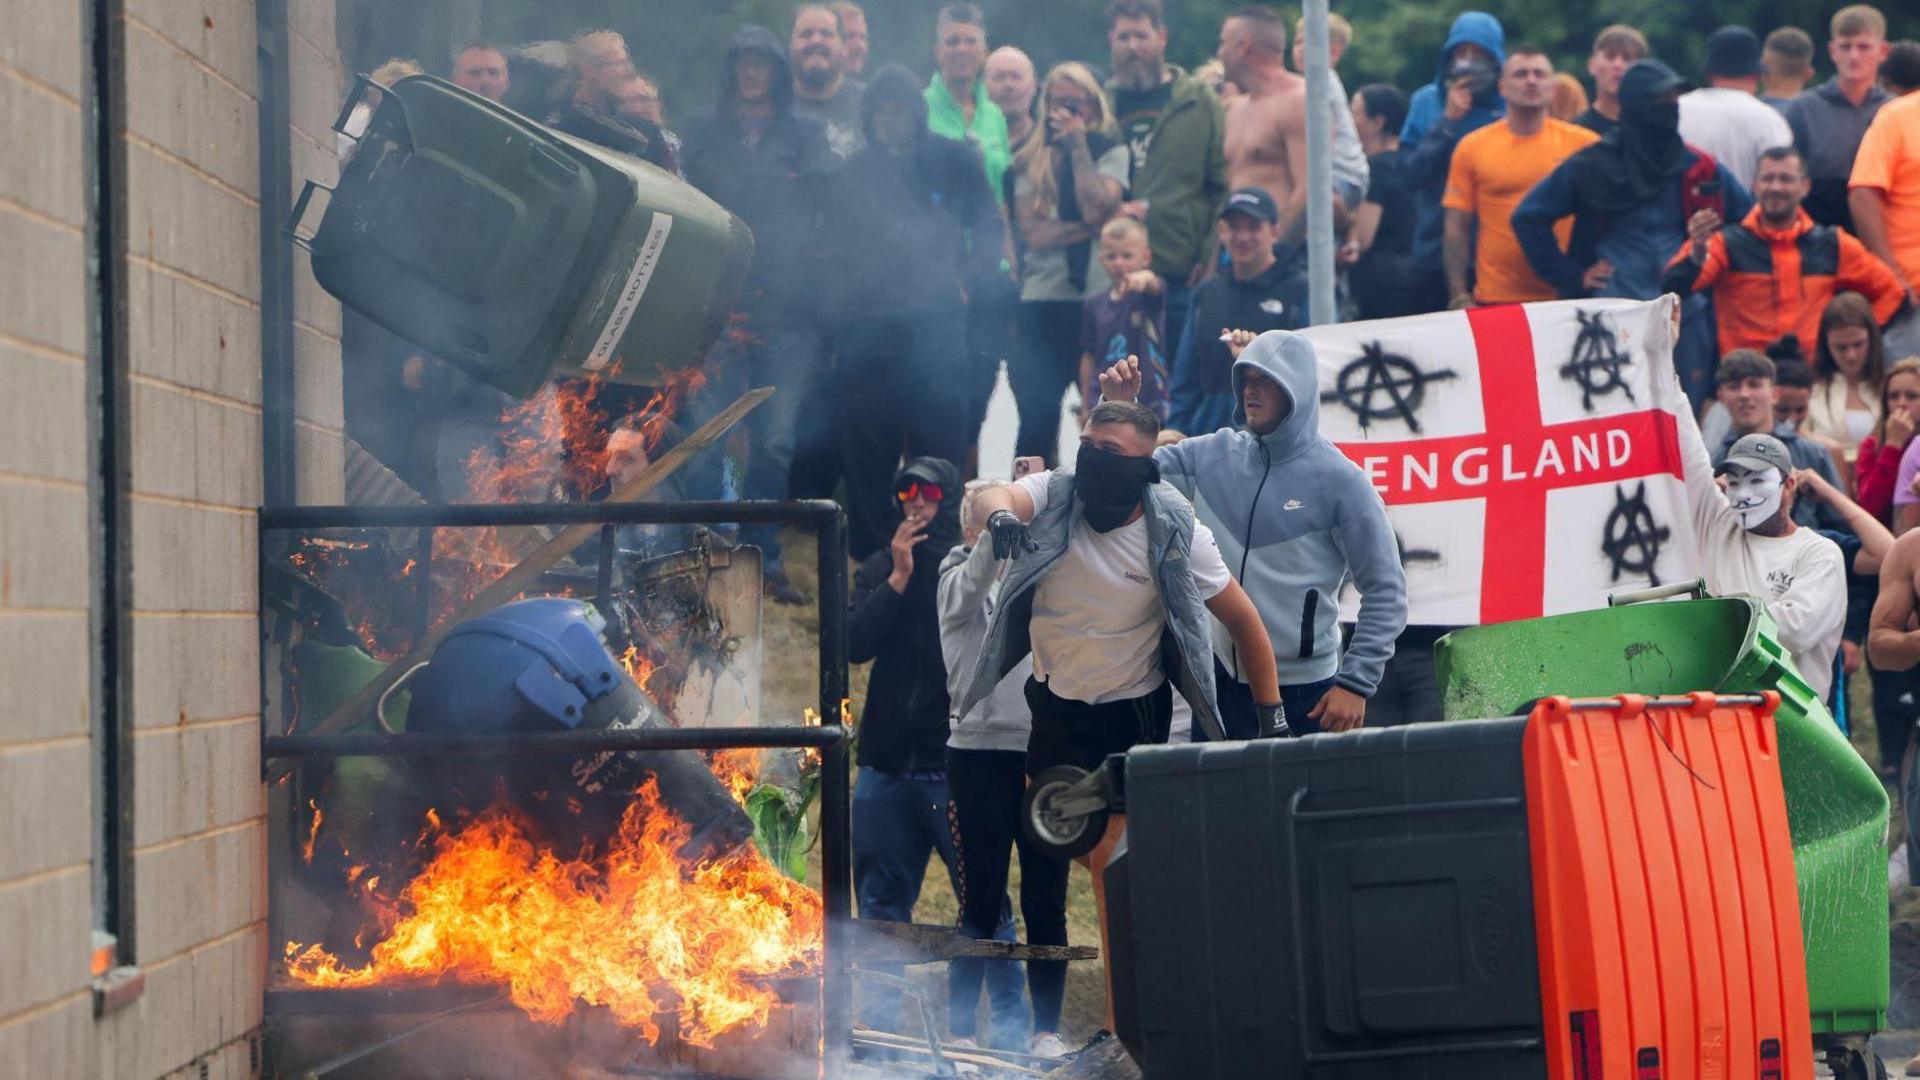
[285,179,332,253]
[1608,578,1708,607]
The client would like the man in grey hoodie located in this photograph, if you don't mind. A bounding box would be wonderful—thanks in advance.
[1100,330,1407,733]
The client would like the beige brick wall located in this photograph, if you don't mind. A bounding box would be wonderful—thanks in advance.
[0,2,102,1076]
[0,0,344,1072]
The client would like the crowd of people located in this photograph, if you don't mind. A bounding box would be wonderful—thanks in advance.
[340,0,1920,1060]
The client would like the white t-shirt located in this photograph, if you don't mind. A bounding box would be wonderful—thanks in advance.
[1677,87,1793,191]
[1016,470,1233,704]
[1678,407,1847,700]
[1844,408,1876,445]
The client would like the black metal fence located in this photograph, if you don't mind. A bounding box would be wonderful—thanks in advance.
[257,498,852,1072]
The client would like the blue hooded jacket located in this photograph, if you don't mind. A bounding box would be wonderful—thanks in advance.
[1399,12,1506,259]
[1154,331,1407,696]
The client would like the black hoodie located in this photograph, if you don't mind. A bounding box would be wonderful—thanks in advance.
[680,25,837,316]
[848,456,964,772]
[823,64,1004,325]
[1566,60,1691,215]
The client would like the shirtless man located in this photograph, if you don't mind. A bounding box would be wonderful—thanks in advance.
[1871,530,1920,673]
[1218,7,1309,244]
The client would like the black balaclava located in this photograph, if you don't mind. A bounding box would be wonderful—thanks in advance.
[1074,443,1160,533]
[1572,59,1690,214]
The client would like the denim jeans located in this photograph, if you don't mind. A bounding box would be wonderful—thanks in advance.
[852,767,1026,1041]
[1200,656,1340,738]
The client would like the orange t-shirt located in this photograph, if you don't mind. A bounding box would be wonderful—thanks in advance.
[1850,92,1920,287]
[1443,117,1600,303]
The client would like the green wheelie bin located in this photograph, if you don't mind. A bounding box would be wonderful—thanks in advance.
[1433,586,1890,1052]
[296,74,752,398]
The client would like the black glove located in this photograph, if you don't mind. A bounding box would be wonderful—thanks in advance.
[987,509,1038,560]
[1256,703,1292,739]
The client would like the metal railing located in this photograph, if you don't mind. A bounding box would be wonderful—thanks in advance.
[257,498,852,1072]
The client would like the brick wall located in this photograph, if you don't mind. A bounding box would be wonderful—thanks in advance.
[0,0,109,1072]
[0,0,343,1074]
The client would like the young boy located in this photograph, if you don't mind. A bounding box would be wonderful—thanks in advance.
[1168,188,1298,435]
[1079,217,1170,423]
[1709,349,1849,532]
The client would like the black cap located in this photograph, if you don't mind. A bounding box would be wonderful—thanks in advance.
[1220,187,1279,224]
[1704,26,1763,79]
[1621,59,1692,104]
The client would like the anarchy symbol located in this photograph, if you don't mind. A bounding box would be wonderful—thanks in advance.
[1602,482,1670,585]
[1560,310,1635,411]
[1395,530,1443,569]
[1320,342,1457,432]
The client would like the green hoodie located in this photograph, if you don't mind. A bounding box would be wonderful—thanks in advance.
[1108,65,1228,280]
[925,75,1011,202]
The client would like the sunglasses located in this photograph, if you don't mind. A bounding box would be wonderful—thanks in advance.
[896,481,945,504]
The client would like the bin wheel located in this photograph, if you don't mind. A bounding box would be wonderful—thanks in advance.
[1023,766,1110,860]
[1827,1043,1888,1080]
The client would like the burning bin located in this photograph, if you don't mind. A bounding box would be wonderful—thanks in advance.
[1433,595,1890,1039]
[296,74,752,398]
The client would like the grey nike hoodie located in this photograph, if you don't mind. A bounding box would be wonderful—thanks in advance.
[1154,330,1407,695]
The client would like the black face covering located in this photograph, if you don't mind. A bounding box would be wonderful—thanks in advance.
[1569,60,1690,215]
[1075,443,1160,533]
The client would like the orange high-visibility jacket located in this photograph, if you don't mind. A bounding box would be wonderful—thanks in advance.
[1662,205,1906,356]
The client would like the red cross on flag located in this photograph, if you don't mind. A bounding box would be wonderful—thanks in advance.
[1309,297,1702,626]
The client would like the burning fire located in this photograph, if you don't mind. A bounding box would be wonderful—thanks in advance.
[283,779,822,1047]
[707,749,762,804]
[283,366,710,666]
[464,364,708,506]
[619,644,658,691]
[302,800,323,864]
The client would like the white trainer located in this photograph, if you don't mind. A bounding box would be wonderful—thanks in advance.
[1029,1032,1071,1059]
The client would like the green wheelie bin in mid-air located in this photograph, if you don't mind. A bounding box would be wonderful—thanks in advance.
[1433,587,1889,1053]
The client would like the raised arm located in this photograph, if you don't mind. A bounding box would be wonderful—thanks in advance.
[1796,467,1893,572]
[1066,138,1124,225]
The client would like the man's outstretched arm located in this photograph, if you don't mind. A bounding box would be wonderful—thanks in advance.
[1204,580,1279,707]
[973,482,1041,560]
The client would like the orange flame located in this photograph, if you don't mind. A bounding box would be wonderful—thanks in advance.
[283,780,822,1047]
[302,800,323,865]
[707,749,762,804]
[619,645,658,690]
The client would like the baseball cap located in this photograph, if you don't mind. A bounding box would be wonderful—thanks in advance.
[1703,26,1763,79]
[1622,59,1693,101]
[1714,433,1793,478]
[1220,187,1279,225]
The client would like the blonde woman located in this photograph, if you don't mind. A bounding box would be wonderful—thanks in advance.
[1007,62,1129,462]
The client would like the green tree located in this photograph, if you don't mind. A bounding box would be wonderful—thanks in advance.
[344,0,1919,125]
